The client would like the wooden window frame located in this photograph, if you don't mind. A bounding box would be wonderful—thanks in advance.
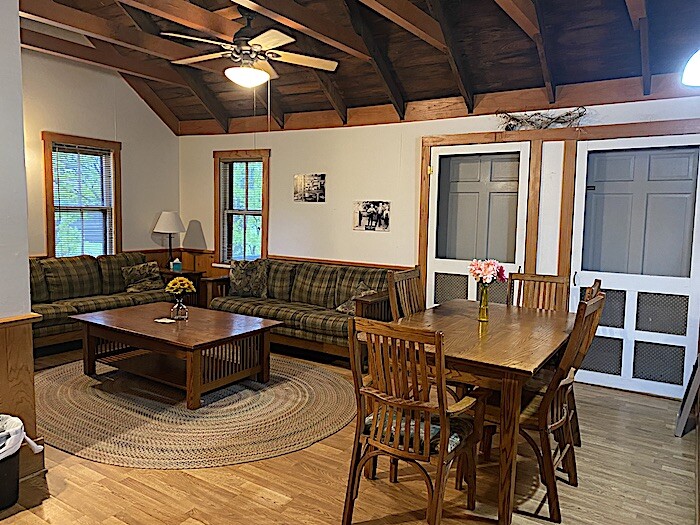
[214,149,270,263]
[42,131,122,258]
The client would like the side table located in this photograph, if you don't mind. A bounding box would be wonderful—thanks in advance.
[160,269,206,307]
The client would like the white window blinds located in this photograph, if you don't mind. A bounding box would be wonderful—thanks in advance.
[219,159,264,262]
[52,142,115,257]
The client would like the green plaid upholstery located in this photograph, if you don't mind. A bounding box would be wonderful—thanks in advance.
[128,290,171,305]
[57,293,135,314]
[40,255,101,301]
[271,325,348,347]
[29,259,50,304]
[31,303,79,328]
[336,266,388,305]
[210,296,323,329]
[98,252,146,295]
[290,263,340,309]
[33,322,81,339]
[297,310,351,338]
[267,261,297,301]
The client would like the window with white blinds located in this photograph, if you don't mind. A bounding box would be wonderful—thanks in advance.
[218,158,265,262]
[49,140,118,257]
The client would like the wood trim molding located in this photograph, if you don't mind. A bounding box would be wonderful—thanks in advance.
[267,254,413,270]
[524,139,543,273]
[418,142,431,292]
[213,149,271,159]
[0,313,42,328]
[42,131,123,257]
[557,139,578,278]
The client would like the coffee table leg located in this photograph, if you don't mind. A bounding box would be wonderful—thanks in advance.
[257,331,270,383]
[186,350,202,410]
[82,326,96,376]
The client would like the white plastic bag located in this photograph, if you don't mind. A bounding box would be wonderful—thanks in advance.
[0,415,43,460]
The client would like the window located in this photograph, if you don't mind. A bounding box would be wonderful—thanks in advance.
[42,132,121,257]
[215,150,269,262]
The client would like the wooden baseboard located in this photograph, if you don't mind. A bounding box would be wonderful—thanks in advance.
[270,333,348,358]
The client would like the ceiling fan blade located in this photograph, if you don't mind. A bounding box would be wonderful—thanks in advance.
[173,51,231,65]
[254,61,279,80]
[268,50,338,72]
[249,29,295,50]
[161,32,227,48]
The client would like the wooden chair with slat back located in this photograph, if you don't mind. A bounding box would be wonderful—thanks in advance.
[507,273,569,311]
[584,279,602,301]
[477,293,605,523]
[388,266,425,321]
[343,318,488,525]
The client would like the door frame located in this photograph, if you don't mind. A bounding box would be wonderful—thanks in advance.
[570,134,700,398]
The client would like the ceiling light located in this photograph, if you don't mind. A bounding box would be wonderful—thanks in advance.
[681,49,700,87]
[225,65,270,88]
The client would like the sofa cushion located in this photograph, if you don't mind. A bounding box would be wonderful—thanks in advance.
[31,303,79,328]
[210,296,322,329]
[98,252,146,295]
[271,325,348,348]
[40,255,101,301]
[122,261,164,293]
[290,263,339,309]
[56,293,135,314]
[297,310,351,338]
[33,322,81,340]
[228,259,268,298]
[336,266,388,305]
[267,261,297,301]
[128,290,171,305]
[29,259,50,304]
[336,281,377,315]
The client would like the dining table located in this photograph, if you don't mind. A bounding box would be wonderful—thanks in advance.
[396,299,575,525]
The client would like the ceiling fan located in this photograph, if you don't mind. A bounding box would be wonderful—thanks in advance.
[162,7,338,88]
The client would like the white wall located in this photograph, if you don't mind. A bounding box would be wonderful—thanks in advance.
[21,49,180,256]
[0,3,31,318]
[179,96,700,267]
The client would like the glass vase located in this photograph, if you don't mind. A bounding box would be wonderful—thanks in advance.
[478,283,489,322]
[170,296,189,321]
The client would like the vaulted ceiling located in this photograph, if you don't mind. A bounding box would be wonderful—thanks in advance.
[18,0,700,134]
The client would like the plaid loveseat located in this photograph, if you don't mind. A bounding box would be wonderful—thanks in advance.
[206,260,392,355]
[30,253,170,348]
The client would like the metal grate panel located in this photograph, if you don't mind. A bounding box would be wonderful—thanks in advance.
[580,336,623,375]
[599,289,626,328]
[636,292,688,336]
[434,273,468,304]
[482,280,509,304]
[633,341,685,385]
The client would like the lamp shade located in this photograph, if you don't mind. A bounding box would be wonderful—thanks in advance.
[225,65,270,88]
[682,49,700,87]
[153,211,186,234]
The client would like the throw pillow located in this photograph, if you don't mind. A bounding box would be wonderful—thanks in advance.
[121,261,164,293]
[336,281,376,315]
[229,259,268,298]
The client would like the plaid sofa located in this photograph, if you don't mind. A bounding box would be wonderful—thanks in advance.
[30,253,170,347]
[207,260,392,354]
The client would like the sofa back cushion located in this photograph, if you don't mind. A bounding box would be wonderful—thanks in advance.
[290,263,339,309]
[336,265,388,305]
[267,260,297,301]
[98,252,146,295]
[29,259,50,304]
[40,255,101,301]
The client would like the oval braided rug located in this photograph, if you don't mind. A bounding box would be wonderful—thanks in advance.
[35,355,356,469]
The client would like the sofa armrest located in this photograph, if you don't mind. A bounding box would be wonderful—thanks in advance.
[355,290,392,321]
[202,276,230,306]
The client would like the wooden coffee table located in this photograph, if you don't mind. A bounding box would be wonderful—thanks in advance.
[73,303,282,409]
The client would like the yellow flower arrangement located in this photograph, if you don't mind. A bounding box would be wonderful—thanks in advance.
[165,277,196,296]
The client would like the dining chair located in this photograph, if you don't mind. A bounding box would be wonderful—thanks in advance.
[506,273,569,311]
[343,318,488,525]
[477,293,605,523]
[584,279,602,300]
[388,266,425,321]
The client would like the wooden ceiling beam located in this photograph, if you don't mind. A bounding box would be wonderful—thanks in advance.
[425,0,474,112]
[118,0,241,42]
[20,28,187,86]
[624,0,651,95]
[344,0,406,120]
[494,0,555,103]
[624,0,647,30]
[357,0,446,52]
[213,6,243,20]
[230,0,371,61]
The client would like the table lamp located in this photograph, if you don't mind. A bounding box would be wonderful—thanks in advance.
[153,211,186,264]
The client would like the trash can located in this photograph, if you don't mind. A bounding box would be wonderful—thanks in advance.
[0,415,44,511]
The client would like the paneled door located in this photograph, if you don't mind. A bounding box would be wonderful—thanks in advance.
[570,136,700,398]
[427,143,530,307]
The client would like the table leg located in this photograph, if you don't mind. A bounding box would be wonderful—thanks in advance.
[258,331,270,383]
[82,326,96,376]
[498,374,522,525]
[186,350,202,410]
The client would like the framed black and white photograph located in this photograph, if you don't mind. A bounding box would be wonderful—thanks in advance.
[353,200,390,232]
[294,173,326,202]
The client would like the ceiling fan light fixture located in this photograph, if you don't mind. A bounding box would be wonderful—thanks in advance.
[225,65,270,88]
[682,49,700,87]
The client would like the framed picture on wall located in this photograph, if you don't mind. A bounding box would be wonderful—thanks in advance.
[353,201,390,232]
[294,173,326,202]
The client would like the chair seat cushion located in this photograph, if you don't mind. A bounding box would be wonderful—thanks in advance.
[363,413,474,454]
[210,296,323,329]
[57,293,136,314]
[31,303,79,328]
[128,290,171,305]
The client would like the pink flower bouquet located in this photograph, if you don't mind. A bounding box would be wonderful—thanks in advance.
[468,259,507,285]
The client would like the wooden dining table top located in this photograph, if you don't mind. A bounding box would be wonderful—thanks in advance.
[397,299,575,377]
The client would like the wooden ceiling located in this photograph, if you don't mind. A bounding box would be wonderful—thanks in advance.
[18,0,700,134]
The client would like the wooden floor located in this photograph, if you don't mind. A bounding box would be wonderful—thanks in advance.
[0,351,696,525]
